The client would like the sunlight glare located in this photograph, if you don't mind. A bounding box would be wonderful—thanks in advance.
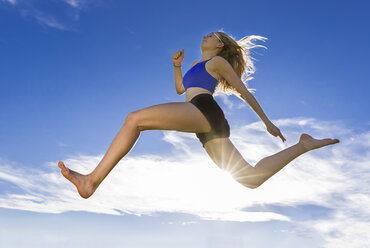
[219,169,234,181]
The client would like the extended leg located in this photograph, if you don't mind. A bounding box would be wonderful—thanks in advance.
[204,133,340,189]
[58,115,142,198]
[58,101,213,198]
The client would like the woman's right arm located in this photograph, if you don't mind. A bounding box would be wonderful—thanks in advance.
[172,49,186,95]
[174,66,185,95]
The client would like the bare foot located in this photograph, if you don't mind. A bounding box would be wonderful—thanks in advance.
[298,133,340,152]
[58,161,96,199]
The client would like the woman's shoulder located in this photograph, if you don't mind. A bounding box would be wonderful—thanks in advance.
[190,61,199,66]
[210,55,227,63]
[207,56,229,81]
[188,60,200,70]
[208,56,231,71]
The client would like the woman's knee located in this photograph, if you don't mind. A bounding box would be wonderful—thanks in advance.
[235,178,261,189]
[231,169,263,189]
[124,112,141,130]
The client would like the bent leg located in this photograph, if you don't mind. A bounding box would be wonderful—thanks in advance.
[204,133,339,189]
[89,102,213,186]
[58,101,212,198]
[204,138,259,188]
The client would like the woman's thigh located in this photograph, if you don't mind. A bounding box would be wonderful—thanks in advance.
[204,137,254,175]
[127,102,212,133]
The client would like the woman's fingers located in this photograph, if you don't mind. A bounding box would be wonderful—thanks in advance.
[178,50,183,54]
[267,122,286,143]
[173,49,184,59]
[278,131,286,142]
[172,49,185,62]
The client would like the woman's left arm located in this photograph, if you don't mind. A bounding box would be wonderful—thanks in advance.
[213,56,270,124]
[213,56,286,142]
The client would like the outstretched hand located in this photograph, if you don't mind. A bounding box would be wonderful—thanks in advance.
[265,120,286,142]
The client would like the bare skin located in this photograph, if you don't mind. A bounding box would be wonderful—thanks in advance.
[58,32,339,198]
[58,132,339,199]
[58,161,95,199]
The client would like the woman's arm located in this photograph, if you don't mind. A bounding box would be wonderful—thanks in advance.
[174,65,185,95]
[213,56,286,142]
[213,56,270,124]
[172,49,187,95]
[242,88,270,125]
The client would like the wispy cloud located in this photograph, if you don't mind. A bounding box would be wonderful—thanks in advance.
[216,94,235,110]
[63,0,83,8]
[0,0,99,30]
[0,117,369,247]
[214,93,248,112]
[19,9,68,30]
[1,0,16,5]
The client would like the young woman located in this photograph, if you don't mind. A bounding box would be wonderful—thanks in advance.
[58,31,339,199]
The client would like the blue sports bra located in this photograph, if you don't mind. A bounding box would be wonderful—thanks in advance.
[182,59,218,93]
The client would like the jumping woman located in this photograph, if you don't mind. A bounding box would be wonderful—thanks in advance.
[58,31,340,199]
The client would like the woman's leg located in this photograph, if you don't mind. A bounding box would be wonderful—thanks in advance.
[58,101,213,198]
[204,133,339,189]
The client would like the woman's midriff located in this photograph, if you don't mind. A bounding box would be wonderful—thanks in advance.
[185,87,213,102]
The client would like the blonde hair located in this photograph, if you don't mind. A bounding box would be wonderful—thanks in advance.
[212,30,268,100]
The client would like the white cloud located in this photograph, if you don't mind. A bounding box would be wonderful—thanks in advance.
[217,94,235,110]
[1,0,88,8]
[214,93,248,112]
[1,0,100,30]
[63,0,81,8]
[0,117,369,247]
[1,0,16,5]
[20,9,68,30]
[63,0,92,10]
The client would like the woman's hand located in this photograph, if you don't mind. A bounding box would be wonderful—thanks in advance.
[172,49,184,66]
[265,120,286,142]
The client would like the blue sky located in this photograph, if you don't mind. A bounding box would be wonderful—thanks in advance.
[0,0,369,247]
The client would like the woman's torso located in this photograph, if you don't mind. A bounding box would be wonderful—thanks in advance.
[184,59,220,102]
[185,87,213,102]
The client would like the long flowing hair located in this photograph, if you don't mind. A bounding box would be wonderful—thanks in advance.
[213,30,268,100]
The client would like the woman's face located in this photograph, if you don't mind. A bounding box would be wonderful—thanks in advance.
[202,32,222,48]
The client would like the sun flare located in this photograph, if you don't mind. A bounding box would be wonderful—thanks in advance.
[219,169,234,180]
